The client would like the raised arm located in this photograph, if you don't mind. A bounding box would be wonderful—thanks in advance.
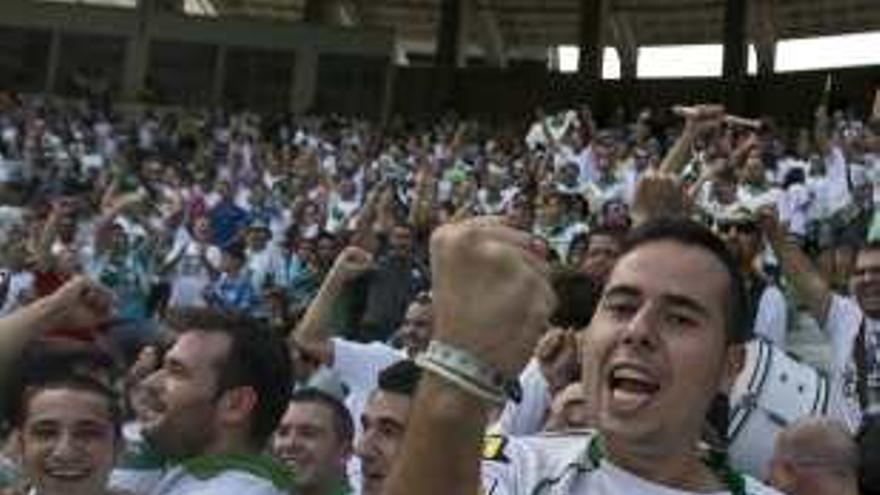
[0,276,112,375]
[385,219,556,495]
[290,246,373,364]
[408,160,437,233]
[350,183,387,253]
[659,105,725,176]
[759,208,832,325]
[814,104,832,157]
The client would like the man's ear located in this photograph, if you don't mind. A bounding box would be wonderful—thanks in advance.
[719,343,745,394]
[217,386,258,425]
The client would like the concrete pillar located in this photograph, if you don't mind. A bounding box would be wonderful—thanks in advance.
[211,45,227,105]
[380,61,396,126]
[435,0,463,112]
[755,40,775,78]
[722,0,748,112]
[44,29,61,94]
[619,48,637,81]
[303,0,326,23]
[291,48,318,114]
[722,0,748,79]
[122,0,153,100]
[436,0,463,69]
[610,13,637,81]
[578,0,604,80]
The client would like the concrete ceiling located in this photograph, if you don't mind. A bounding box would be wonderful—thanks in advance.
[208,0,880,57]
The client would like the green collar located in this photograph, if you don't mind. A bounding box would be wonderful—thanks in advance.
[120,442,297,492]
[182,453,297,492]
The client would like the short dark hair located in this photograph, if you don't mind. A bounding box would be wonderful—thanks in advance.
[165,308,293,447]
[289,388,354,445]
[620,217,750,344]
[377,360,422,398]
[550,269,603,329]
[11,375,123,435]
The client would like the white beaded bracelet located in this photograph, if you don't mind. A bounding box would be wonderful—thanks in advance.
[415,340,521,406]
[415,355,507,405]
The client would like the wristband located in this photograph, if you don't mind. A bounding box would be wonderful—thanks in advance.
[415,340,521,405]
[416,356,507,405]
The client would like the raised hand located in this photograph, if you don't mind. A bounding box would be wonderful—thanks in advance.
[327,245,374,285]
[631,172,691,226]
[673,104,726,135]
[535,328,580,395]
[45,276,114,330]
[429,217,557,377]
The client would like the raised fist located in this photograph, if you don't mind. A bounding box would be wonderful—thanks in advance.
[429,217,557,377]
[327,246,374,285]
[45,276,114,330]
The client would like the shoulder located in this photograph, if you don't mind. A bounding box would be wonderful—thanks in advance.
[182,471,286,495]
[827,293,863,325]
[482,430,597,472]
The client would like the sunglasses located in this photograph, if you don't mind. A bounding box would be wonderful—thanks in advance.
[718,221,758,235]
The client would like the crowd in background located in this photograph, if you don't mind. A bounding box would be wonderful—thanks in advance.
[0,86,877,495]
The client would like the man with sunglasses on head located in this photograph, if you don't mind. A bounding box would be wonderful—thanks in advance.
[715,204,789,347]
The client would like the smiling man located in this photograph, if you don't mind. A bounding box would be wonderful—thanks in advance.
[110,309,295,495]
[271,388,353,495]
[350,360,421,495]
[11,374,124,495]
[384,217,781,495]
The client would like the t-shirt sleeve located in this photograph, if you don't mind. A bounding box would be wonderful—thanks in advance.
[753,286,788,347]
[331,338,403,397]
[495,359,551,436]
[824,294,864,371]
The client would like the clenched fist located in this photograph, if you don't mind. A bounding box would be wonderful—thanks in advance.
[326,245,374,286]
[429,217,557,377]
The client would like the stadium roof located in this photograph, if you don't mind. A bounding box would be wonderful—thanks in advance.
[205,0,879,53]
[48,0,880,60]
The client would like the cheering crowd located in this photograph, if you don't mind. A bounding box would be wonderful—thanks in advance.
[0,88,877,495]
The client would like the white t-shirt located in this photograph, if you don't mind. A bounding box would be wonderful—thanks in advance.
[331,338,405,493]
[776,184,812,237]
[165,232,222,308]
[0,270,34,316]
[480,431,781,495]
[111,463,287,495]
[753,285,789,348]
[246,246,286,289]
[823,295,879,430]
[823,147,854,216]
[331,338,405,428]
[495,359,551,436]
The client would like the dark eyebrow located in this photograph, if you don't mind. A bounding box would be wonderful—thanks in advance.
[604,284,710,319]
[602,285,641,300]
[660,294,711,319]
